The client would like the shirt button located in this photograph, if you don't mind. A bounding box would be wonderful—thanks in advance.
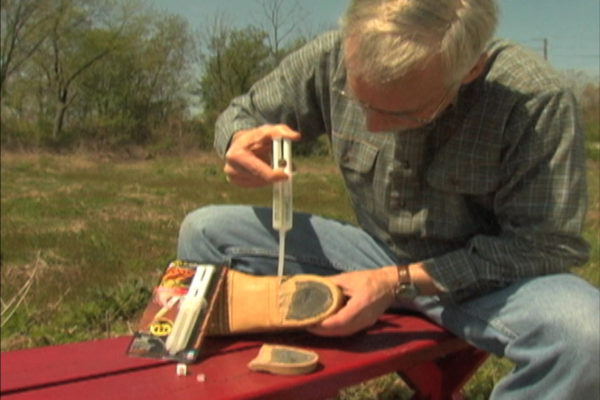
[389,191,399,208]
[389,192,407,209]
[395,160,410,170]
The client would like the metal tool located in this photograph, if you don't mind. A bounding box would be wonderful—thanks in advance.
[272,138,292,278]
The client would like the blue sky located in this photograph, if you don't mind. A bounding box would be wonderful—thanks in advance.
[150,0,599,75]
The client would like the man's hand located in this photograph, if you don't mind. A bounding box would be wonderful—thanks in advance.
[308,267,398,337]
[224,124,301,187]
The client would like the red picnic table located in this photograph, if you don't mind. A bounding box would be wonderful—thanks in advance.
[0,313,488,400]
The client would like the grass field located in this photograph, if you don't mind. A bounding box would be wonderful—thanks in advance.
[1,150,598,399]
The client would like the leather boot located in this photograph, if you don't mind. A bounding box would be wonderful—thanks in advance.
[207,269,344,335]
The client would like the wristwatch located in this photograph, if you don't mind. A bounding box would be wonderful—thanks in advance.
[394,265,419,300]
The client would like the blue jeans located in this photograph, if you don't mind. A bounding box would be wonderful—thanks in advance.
[177,205,600,399]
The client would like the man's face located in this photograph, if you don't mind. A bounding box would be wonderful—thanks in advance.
[343,39,456,132]
[345,60,456,132]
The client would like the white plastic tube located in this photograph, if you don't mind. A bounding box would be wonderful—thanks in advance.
[272,138,292,278]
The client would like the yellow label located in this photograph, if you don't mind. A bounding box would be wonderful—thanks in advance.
[150,319,172,337]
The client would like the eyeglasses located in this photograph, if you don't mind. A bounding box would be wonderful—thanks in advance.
[335,83,457,125]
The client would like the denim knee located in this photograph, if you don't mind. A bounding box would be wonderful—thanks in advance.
[528,275,598,348]
[177,205,230,262]
[541,297,599,358]
[179,206,221,242]
[521,276,600,385]
[554,286,599,365]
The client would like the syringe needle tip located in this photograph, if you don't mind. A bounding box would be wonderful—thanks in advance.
[277,231,286,278]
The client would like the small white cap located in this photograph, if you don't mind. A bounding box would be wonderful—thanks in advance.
[176,363,188,376]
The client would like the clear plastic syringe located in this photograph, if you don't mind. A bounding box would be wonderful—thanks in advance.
[272,138,292,278]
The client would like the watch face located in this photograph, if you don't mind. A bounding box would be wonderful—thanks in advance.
[396,284,419,300]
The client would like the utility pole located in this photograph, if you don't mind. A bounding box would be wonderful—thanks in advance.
[531,38,549,61]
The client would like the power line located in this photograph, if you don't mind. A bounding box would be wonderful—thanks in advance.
[524,38,600,63]
[553,54,600,59]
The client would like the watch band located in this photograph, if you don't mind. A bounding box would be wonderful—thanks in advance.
[396,265,411,286]
[394,265,419,300]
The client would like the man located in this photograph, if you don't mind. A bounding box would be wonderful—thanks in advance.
[178,0,599,398]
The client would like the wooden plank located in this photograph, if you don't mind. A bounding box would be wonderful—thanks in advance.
[2,315,471,400]
[0,336,167,394]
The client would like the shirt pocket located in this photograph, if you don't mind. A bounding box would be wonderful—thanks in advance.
[331,132,379,215]
[423,145,501,240]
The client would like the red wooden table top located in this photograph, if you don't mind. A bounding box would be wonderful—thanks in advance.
[1,314,469,400]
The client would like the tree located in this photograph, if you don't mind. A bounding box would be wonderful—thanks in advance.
[0,0,49,105]
[197,18,271,132]
[78,11,195,145]
[32,0,134,140]
[580,82,599,144]
[562,70,600,139]
[254,0,306,65]
[1,0,198,150]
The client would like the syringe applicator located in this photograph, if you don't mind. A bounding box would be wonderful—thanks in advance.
[272,138,292,278]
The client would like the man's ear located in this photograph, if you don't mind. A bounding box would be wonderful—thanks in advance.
[461,53,489,84]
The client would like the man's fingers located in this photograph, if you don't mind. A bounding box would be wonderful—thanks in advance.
[307,299,366,337]
[224,154,289,186]
[265,124,302,142]
[233,124,300,149]
[226,169,288,187]
[223,124,300,187]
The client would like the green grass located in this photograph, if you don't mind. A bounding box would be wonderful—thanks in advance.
[1,151,598,399]
[0,152,352,349]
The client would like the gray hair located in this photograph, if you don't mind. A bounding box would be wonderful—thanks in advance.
[341,0,498,85]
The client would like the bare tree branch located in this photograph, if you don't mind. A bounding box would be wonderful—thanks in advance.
[254,0,305,63]
[0,0,50,97]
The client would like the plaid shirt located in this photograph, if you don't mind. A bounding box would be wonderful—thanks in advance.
[215,31,589,301]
